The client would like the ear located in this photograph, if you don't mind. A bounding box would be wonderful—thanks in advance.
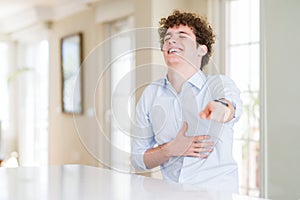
[197,45,208,57]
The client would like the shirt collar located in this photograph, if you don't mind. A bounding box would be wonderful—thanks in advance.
[162,70,207,90]
[187,70,207,90]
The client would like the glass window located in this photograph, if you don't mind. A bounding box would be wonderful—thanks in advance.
[16,40,49,166]
[226,0,260,197]
[106,17,135,172]
[0,42,11,159]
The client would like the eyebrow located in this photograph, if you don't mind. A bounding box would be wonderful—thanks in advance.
[164,31,191,37]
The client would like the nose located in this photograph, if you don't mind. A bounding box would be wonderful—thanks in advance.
[168,37,177,44]
[162,36,177,51]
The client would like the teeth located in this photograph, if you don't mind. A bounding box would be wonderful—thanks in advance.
[168,48,180,54]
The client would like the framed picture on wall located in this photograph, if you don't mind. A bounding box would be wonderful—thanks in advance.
[60,32,83,114]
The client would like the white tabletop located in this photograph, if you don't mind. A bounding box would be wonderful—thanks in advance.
[0,164,267,200]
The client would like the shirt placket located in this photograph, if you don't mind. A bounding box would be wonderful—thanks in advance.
[177,84,201,182]
[178,84,199,136]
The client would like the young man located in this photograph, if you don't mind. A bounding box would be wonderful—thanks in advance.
[131,10,242,193]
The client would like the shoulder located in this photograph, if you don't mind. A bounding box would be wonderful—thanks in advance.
[206,74,238,89]
[206,74,234,83]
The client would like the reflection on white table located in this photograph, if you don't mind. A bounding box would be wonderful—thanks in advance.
[0,165,268,200]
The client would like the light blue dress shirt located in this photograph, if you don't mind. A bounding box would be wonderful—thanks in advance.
[131,70,242,192]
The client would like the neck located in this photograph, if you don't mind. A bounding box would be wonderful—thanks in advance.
[167,66,198,93]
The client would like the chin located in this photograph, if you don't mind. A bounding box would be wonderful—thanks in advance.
[166,62,181,68]
[165,58,183,66]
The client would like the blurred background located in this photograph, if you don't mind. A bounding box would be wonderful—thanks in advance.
[0,0,299,200]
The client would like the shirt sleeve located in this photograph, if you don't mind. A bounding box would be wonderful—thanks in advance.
[131,87,156,171]
[207,75,243,123]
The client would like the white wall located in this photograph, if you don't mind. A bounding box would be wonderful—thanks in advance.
[262,0,300,199]
[49,8,101,166]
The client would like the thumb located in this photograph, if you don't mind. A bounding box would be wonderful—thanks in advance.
[199,106,211,119]
[179,121,188,136]
[199,110,207,119]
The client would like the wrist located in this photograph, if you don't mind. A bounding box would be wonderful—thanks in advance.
[213,99,229,107]
[160,142,173,158]
[216,98,235,122]
[224,100,235,122]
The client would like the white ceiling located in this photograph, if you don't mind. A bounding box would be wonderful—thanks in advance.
[0,0,68,19]
[0,0,100,35]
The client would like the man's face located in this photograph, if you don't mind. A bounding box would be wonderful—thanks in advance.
[162,25,201,69]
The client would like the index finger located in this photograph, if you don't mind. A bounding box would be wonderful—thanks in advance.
[193,135,210,141]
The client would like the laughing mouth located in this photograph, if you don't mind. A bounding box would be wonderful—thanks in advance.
[167,48,182,54]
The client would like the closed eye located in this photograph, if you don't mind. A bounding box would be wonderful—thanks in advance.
[179,32,189,39]
[164,35,171,42]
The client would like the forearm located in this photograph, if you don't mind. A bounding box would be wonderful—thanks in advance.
[143,143,171,169]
